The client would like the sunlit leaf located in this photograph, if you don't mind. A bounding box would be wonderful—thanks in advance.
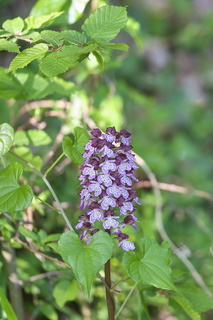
[2,17,24,34]
[0,287,18,320]
[0,123,14,157]
[14,130,51,146]
[60,30,87,45]
[24,12,63,30]
[58,230,114,297]
[0,163,33,212]
[82,5,127,42]
[53,280,78,307]
[0,39,20,53]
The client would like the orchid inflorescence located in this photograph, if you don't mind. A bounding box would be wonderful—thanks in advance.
[76,127,141,251]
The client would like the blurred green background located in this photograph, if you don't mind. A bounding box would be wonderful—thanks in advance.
[0,0,213,319]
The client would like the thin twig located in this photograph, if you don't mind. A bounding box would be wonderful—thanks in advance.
[115,283,137,319]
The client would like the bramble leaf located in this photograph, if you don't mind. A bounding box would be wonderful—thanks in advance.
[2,17,24,34]
[82,5,127,42]
[8,43,48,72]
[0,163,33,212]
[24,12,63,30]
[0,39,20,53]
[58,230,114,297]
[0,123,14,157]
[123,238,177,291]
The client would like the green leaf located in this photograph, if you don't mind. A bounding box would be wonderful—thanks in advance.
[60,30,87,45]
[58,230,114,297]
[7,147,43,171]
[0,68,22,99]
[19,225,38,242]
[100,42,129,51]
[62,127,90,164]
[123,238,177,292]
[82,5,127,42]
[39,51,69,77]
[0,123,14,157]
[30,0,68,16]
[53,280,78,307]
[171,296,201,320]
[2,17,24,34]
[0,163,33,212]
[0,39,20,53]
[14,130,51,146]
[8,43,49,72]
[74,127,90,153]
[92,51,104,70]
[24,12,64,30]
[40,30,63,47]
[40,303,58,320]
[0,287,18,320]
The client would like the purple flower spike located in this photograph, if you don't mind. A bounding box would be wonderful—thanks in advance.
[76,127,141,251]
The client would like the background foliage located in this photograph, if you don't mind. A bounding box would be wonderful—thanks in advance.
[0,0,213,319]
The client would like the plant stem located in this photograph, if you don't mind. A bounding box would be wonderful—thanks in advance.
[44,152,65,177]
[105,259,115,320]
[115,283,137,319]
[9,151,74,231]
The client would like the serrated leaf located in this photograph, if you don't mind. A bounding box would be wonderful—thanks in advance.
[2,17,24,34]
[0,287,18,320]
[0,39,20,53]
[0,123,14,157]
[0,163,33,212]
[92,51,104,70]
[19,225,38,242]
[101,42,129,51]
[8,43,48,72]
[82,5,127,42]
[58,230,114,297]
[39,46,81,77]
[30,0,67,16]
[14,130,51,146]
[60,30,87,45]
[123,238,177,292]
[53,280,78,307]
[24,12,63,30]
[40,30,63,47]
[7,147,43,171]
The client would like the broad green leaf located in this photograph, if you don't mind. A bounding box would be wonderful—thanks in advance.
[82,5,127,42]
[6,147,43,171]
[177,284,213,313]
[74,127,90,153]
[53,280,78,307]
[58,230,114,297]
[0,163,33,212]
[0,123,14,157]
[19,225,38,242]
[30,0,68,16]
[2,17,24,34]
[101,42,129,51]
[62,127,89,164]
[24,12,63,30]
[0,39,20,53]
[0,287,18,320]
[62,136,83,164]
[60,30,87,45]
[92,51,104,70]
[8,43,48,72]
[123,238,177,292]
[39,51,69,77]
[171,296,201,320]
[41,233,61,244]
[14,130,51,146]
[40,30,63,47]
[0,68,22,99]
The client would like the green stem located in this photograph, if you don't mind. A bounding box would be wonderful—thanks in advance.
[105,259,116,320]
[115,283,137,319]
[44,152,65,177]
[9,151,74,231]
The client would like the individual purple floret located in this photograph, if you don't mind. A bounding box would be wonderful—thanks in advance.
[76,127,141,251]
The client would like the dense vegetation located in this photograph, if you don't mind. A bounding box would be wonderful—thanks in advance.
[0,0,213,319]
